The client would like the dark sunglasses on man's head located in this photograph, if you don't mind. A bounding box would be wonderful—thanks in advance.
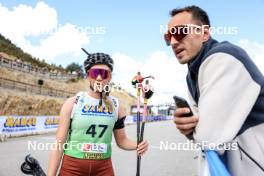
[88,68,111,79]
[164,24,201,46]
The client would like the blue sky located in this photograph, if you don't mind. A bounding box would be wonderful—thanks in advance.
[1,0,264,104]
[1,0,264,64]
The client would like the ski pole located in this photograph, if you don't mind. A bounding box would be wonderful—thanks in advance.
[136,83,142,176]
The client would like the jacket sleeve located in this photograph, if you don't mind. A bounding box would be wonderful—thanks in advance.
[193,52,261,145]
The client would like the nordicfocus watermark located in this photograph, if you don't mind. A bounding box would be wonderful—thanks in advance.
[75,26,106,35]
[92,83,123,93]
[160,140,238,151]
[92,83,154,94]
[160,24,239,36]
[28,140,107,153]
[25,24,107,36]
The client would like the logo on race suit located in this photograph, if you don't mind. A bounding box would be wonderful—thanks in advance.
[81,104,113,116]
[82,143,107,153]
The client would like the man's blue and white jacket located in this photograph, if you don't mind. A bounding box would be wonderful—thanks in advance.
[187,38,264,176]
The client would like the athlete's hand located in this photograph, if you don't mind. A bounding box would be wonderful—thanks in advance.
[137,140,149,156]
[174,108,199,135]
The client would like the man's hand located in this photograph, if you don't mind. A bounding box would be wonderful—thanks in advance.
[174,108,199,135]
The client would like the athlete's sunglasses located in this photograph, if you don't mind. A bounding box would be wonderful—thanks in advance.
[88,68,111,79]
[164,24,201,46]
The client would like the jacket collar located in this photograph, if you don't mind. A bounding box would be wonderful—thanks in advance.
[188,38,219,75]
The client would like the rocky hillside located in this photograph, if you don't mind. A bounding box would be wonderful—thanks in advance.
[0,34,136,116]
[0,88,64,115]
[0,33,62,70]
[0,65,136,116]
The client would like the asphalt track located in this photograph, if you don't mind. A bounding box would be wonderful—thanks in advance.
[0,120,199,176]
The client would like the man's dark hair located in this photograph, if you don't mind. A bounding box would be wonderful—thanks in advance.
[170,5,210,26]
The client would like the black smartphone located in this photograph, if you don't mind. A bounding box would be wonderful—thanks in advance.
[173,96,193,117]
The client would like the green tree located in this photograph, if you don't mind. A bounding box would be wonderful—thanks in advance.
[66,62,82,73]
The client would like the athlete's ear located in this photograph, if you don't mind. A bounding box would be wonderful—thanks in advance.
[202,25,210,42]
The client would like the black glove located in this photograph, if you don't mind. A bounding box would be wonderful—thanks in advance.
[21,154,46,176]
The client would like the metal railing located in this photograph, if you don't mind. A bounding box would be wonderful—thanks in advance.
[0,56,77,81]
[0,77,75,98]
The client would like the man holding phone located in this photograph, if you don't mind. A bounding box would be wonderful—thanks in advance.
[165,5,264,176]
